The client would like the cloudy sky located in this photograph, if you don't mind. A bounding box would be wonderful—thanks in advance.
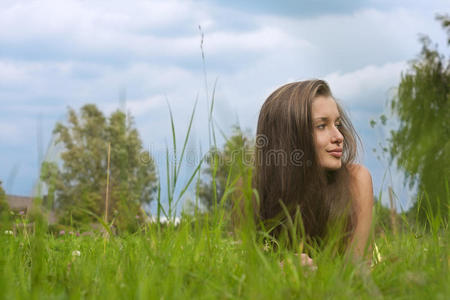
[0,0,448,212]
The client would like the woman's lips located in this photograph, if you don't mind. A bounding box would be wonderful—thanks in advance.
[328,150,342,158]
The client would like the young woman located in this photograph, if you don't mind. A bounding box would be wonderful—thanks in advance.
[254,79,373,261]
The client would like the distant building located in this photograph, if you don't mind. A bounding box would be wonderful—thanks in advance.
[6,194,57,223]
[6,194,33,213]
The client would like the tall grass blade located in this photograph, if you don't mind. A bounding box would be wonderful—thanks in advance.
[165,145,172,218]
[208,78,219,149]
[176,96,198,177]
[173,157,204,216]
[166,98,177,187]
[104,143,111,227]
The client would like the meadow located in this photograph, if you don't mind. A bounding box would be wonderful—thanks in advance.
[1,196,448,299]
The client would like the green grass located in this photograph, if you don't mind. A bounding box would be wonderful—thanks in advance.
[0,211,448,299]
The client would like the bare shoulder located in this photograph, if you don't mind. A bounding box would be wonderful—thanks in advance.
[347,163,371,178]
[347,164,372,186]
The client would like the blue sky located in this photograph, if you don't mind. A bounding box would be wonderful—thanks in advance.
[0,0,448,212]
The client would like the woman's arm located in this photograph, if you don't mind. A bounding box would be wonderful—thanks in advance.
[348,164,374,261]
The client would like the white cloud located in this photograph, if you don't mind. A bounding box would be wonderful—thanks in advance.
[103,95,166,117]
[255,7,446,74]
[0,61,29,84]
[0,0,208,60]
[325,61,406,105]
[0,122,21,144]
[205,27,312,53]
[0,0,200,38]
[127,96,165,116]
[0,0,308,62]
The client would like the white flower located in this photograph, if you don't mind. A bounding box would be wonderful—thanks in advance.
[72,250,81,257]
[4,230,13,235]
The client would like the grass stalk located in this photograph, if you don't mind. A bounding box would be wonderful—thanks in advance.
[104,143,111,229]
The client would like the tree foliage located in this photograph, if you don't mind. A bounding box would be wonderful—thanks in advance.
[40,104,158,231]
[197,125,254,211]
[0,180,13,228]
[0,180,8,215]
[0,180,6,205]
[389,15,450,223]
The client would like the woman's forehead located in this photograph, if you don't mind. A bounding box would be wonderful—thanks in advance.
[312,96,340,118]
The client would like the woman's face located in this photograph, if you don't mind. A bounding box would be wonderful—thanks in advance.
[311,95,344,170]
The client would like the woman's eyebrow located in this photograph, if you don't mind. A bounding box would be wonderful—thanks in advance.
[314,116,341,122]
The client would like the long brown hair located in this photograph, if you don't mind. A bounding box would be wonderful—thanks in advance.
[255,80,360,248]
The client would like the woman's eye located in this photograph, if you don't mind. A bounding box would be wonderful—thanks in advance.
[316,122,341,129]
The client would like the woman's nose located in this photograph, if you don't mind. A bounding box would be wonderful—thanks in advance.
[331,127,344,144]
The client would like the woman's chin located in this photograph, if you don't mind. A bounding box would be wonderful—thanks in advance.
[322,161,342,170]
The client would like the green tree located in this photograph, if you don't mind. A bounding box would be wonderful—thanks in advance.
[0,180,9,220]
[0,181,6,206]
[41,104,158,232]
[389,15,450,223]
[197,125,254,211]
